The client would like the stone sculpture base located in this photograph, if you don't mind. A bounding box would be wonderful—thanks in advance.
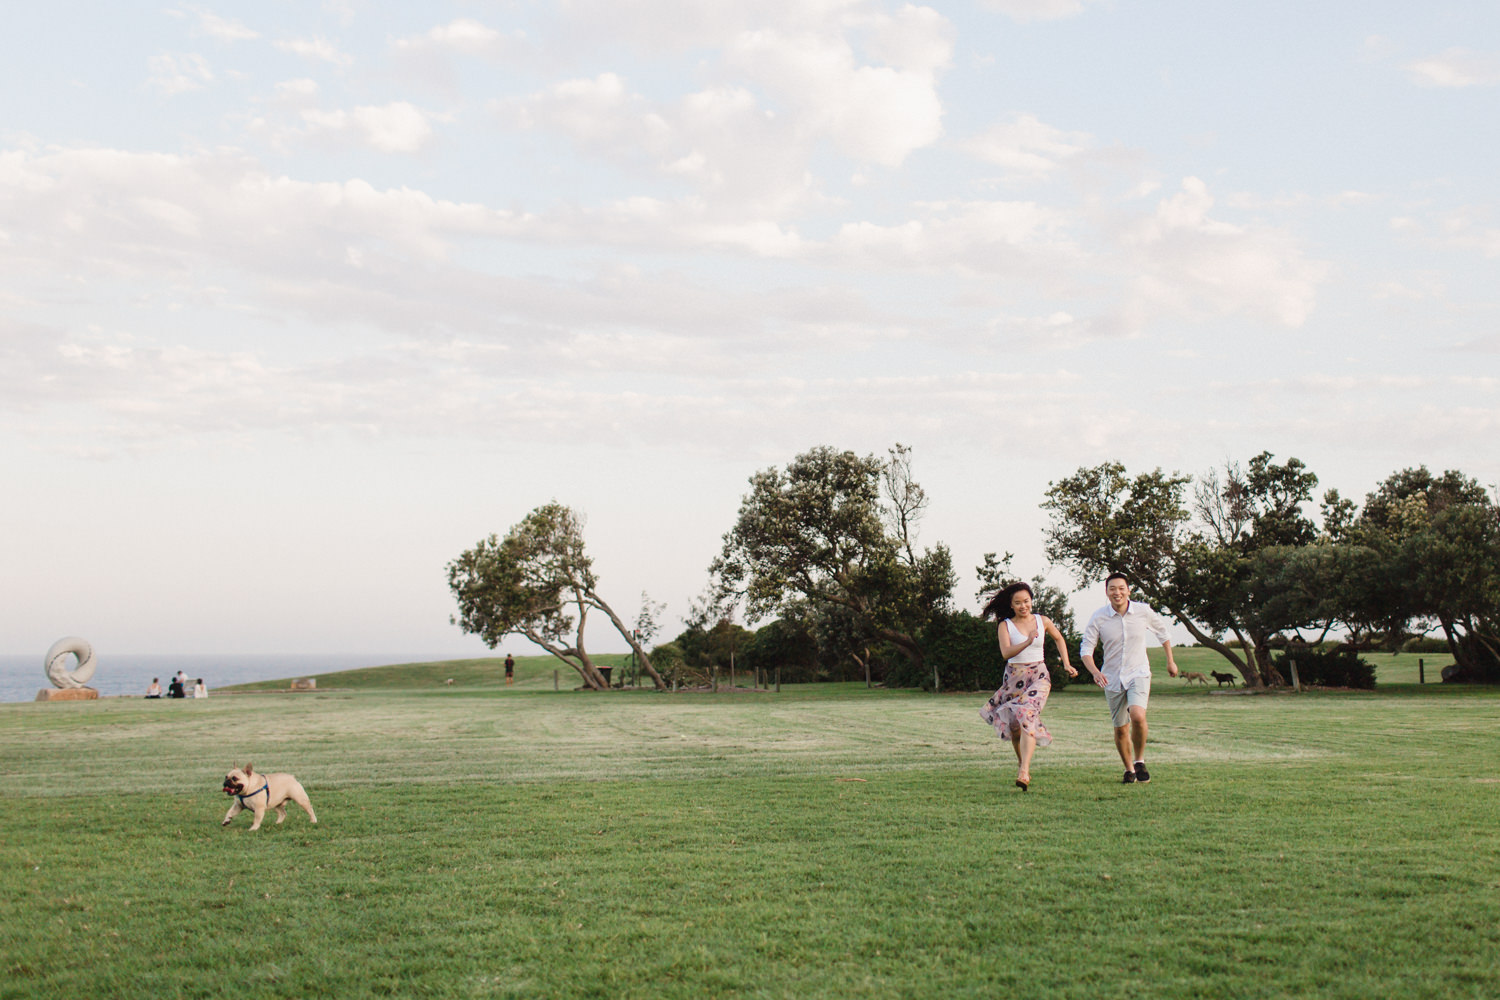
[36,687,99,702]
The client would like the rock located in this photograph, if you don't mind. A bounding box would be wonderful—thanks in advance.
[36,687,99,701]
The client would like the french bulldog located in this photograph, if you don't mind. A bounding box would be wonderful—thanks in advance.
[221,763,318,831]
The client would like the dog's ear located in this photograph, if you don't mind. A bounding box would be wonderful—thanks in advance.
[244,763,253,775]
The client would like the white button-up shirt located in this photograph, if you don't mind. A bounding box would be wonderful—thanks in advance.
[1080,601,1171,689]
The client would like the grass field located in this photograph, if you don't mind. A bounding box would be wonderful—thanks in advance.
[2,655,1497,999]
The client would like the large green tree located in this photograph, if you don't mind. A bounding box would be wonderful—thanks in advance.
[712,444,955,671]
[1043,454,1327,688]
[447,502,666,690]
[1348,467,1500,682]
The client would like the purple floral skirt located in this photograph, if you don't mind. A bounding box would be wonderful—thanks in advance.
[979,661,1054,746]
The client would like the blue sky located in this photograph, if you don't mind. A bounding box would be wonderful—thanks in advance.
[3,1,1497,658]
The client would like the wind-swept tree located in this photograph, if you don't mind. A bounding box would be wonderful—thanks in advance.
[1043,454,1326,688]
[712,444,955,672]
[447,502,666,690]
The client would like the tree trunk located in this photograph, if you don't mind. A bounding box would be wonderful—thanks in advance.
[1167,612,1263,688]
[588,591,668,690]
[876,627,924,671]
[1251,638,1286,688]
[523,632,609,689]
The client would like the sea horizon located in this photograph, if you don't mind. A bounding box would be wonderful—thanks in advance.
[0,651,485,704]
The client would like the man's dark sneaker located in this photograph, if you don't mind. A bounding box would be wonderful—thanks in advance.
[1122,769,1136,784]
[1134,762,1150,784]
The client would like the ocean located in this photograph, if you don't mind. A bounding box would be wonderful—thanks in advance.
[0,652,445,703]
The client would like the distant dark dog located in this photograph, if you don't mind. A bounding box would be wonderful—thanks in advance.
[1210,671,1237,688]
[1182,671,1208,686]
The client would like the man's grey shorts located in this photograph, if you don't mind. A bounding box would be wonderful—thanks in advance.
[1106,674,1151,728]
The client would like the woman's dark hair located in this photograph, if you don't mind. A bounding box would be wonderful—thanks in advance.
[981,581,1033,621]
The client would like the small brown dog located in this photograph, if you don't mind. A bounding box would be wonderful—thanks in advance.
[1182,671,1208,685]
[221,763,318,831]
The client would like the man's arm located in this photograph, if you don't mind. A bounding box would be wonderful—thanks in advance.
[1143,608,1179,677]
[1161,639,1179,677]
[1079,613,1107,687]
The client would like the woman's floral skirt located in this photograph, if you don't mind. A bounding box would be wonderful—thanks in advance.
[979,661,1054,746]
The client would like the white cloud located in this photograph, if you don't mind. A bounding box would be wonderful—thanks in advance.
[824,198,1068,270]
[393,18,514,56]
[962,113,1091,177]
[147,53,215,95]
[1114,177,1327,328]
[275,36,353,68]
[1389,205,1500,258]
[727,24,947,166]
[863,5,954,75]
[1404,48,1500,87]
[186,7,259,41]
[272,78,320,107]
[978,0,1103,23]
[300,102,435,152]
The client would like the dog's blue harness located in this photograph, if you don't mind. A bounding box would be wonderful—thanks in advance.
[236,782,270,805]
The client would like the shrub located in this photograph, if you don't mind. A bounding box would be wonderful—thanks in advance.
[1401,637,1451,654]
[887,611,1077,693]
[1273,647,1375,689]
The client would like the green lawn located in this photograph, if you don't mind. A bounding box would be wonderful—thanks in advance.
[2,665,1497,999]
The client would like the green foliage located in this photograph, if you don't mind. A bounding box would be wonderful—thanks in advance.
[1046,454,1339,689]
[885,610,1001,692]
[738,617,821,683]
[648,641,685,677]
[885,609,1076,693]
[1042,461,1193,594]
[1275,647,1376,689]
[713,444,956,670]
[1348,468,1500,683]
[447,503,664,690]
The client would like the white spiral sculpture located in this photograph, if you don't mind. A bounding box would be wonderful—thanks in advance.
[45,637,97,689]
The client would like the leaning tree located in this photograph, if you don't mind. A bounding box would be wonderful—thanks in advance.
[1042,454,1328,688]
[447,502,665,690]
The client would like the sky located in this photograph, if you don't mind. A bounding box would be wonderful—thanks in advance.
[3,1,1498,660]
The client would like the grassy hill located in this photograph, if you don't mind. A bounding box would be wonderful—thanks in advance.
[221,652,636,692]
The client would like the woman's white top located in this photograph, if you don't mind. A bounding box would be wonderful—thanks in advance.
[1005,616,1046,665]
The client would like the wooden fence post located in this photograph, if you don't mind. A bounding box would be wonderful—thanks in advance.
[1419,658,1424,684]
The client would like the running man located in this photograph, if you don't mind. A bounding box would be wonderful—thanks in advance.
[1080,572,1179,784]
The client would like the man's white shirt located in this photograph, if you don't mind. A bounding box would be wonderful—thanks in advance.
[1080,601,1171,690]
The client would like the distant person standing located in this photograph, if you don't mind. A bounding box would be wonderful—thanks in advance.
[504,654,515,686]
[1080,572,1179,784]
[146,678,161,699]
